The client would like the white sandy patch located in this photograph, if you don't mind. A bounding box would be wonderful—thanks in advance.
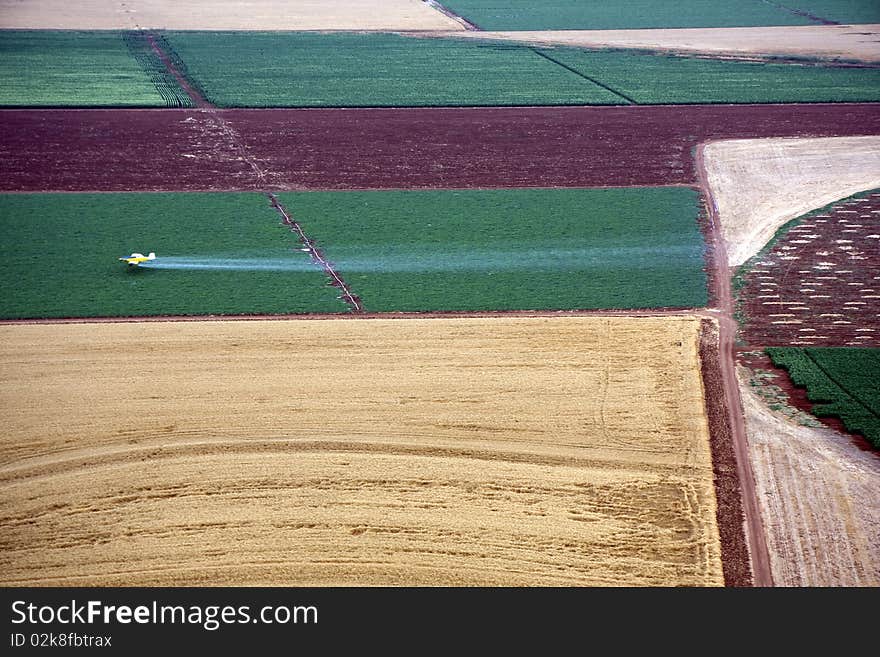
[426,24,880,63]
[738,367,880,586]
[0,0,464,30]
[702,136,880,267]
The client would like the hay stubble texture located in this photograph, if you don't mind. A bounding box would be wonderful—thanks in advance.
[0,317,723,585]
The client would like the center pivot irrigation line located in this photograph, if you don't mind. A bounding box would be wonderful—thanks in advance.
[268,194,364,313]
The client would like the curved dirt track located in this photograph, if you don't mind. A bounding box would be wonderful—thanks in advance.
[0,317,725,586]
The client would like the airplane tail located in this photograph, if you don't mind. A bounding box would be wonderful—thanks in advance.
[148,252,156,260]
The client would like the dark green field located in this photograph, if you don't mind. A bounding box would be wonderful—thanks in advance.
[158,32,880,107]
[279,187,708,312]
[0,189,709,317]
[160,32,621,107]
[0,31,190,107]
[767,347,880,447]
[0,193,343,318]
[438,0,878,30]
[544,48,880,104]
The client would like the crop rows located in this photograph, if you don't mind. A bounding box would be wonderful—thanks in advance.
[765,347,880,446]
[122,32,193,108]
[0,31,185,107]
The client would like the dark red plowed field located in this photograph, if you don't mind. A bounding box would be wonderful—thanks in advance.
[2,104,879,191]
[738,192,880,347]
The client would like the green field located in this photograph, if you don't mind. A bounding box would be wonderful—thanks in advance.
[543,47,880,104]
[787,1,880,24]
[158,32,880,107]
[0,31,190,107]
[440,0,811,30]
[159,32,621,107]
[767,347,880,447]
[278,187,708,312]
[0,193,344,318]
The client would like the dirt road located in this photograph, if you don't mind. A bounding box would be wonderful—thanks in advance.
[696,144,774,586]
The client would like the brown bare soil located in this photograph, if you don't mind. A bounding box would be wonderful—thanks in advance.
[737,191,880,347]
[737,366,880,586]
[3,105,879,192]
[698,320,752,586]
[0,317,724,586]
[0,0,463,30]
[702,136,880,266]
[424,25,880,64]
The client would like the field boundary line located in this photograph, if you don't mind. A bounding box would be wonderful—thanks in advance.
[0,308,723,325]
[268,194,364,313]
[695,141,774,587]
[530,49,637,105]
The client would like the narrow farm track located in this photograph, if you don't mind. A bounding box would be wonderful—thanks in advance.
[696,144,774,586]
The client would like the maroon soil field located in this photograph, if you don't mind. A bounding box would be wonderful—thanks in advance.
[1,104,879,191]
[738,192,880,347]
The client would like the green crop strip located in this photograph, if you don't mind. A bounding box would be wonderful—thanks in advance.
[0,31,189,107]
[159,31,622,107]
[540,48,880,105]
[0,193,346,318]
[276,187,709,312]
[438,0,816,30]
[766,347,880,447]
[156,32,880,108]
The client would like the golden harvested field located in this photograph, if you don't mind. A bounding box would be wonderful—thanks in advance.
[0,317,723,586]
[0,0,464,30]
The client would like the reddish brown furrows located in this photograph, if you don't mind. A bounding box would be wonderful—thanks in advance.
[738,192,880,347]
[1,104,879,192]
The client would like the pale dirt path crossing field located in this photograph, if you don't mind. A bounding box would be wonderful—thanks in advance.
[0,317,723,586]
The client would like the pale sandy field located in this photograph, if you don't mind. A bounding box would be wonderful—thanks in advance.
[738,368,879,586]
[701,136,880,267]
[0,0,463,30]
[425,24,880,63]
[0,317,723,586]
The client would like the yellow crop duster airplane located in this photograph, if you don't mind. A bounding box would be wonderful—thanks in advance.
[118,252,156,267]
